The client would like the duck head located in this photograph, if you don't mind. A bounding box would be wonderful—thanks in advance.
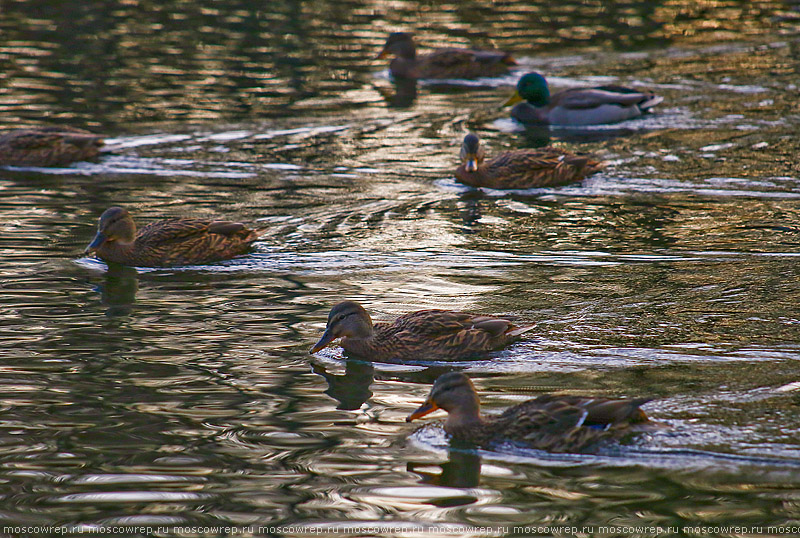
[503,72,551,108]
[310,301,374,354]
[85,206,136,254]
[459,133,485,173]
[376,32,417,60]
[407,372,481,422]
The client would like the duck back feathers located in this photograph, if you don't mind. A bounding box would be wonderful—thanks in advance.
[311,301,534,362]
[0,127,104,167]
[86,207,260,268]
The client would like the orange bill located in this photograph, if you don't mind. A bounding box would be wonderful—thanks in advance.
[406,399,439,422]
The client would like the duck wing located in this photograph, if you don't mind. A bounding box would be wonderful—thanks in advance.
[139,218,257,239]
[490,394,652,452]
[483,148,602,189]
[2,131,62,151]
[389,310,515,337]
[492,400,598,452]
[552,87,657,109]
[424,48,512,67]
[373,310,526,357]
[135,219,257,265]
[418,49,515,78]
[9,128,102,149]
[467,49,516,65]
[532,394,653,427]
[0,128,104,166]
[138,219,228,242]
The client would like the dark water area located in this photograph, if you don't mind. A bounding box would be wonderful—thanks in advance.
[1,0,800,536]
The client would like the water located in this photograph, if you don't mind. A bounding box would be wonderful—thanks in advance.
[1,1,800,535]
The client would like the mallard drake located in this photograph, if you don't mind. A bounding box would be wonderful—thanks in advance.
[376,32,516,80]
[504,72,663,125]
[85,206,261,268]
[455,133,603,189]
[407,372,655,453]
[0,127,104,167]
[310,301,534,362]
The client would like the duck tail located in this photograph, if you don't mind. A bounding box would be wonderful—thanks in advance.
[585,158,608,176]
[639,95,664,112]
[65,132,104,148]
[627,397,656,423]
[507,323,536,337]
[243,225,272,244]
[253,224,272,238]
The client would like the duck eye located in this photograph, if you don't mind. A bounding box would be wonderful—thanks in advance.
[337,314,347,322]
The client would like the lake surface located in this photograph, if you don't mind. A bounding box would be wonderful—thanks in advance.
[1,1,799,536]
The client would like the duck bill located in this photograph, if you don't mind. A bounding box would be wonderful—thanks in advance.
[309,328,336,354]
[464,154,479,172]
[406,399,439,422]
[502,90,524,108]
[84,231,107,254]
[375,48,389,60]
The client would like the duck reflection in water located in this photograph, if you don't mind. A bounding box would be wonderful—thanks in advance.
[408,442,482,489]
[96,264,139,316]
[375,77,418,108]
[311,359,375,411]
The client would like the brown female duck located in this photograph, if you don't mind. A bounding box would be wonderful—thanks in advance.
[455,133,603,189]
[310,301,534,362]
[0,127,104,167]
[407,372,655,453]
[85,206,261,268]
[376,32,516,80]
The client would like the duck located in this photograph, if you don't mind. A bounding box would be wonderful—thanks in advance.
[407,372,656,453]
[84,206,261,268]
[455,133,603,189]
[0,127,104,167]
[376,32,516,80]
[504,72,663,125]
[310,301,534,362]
